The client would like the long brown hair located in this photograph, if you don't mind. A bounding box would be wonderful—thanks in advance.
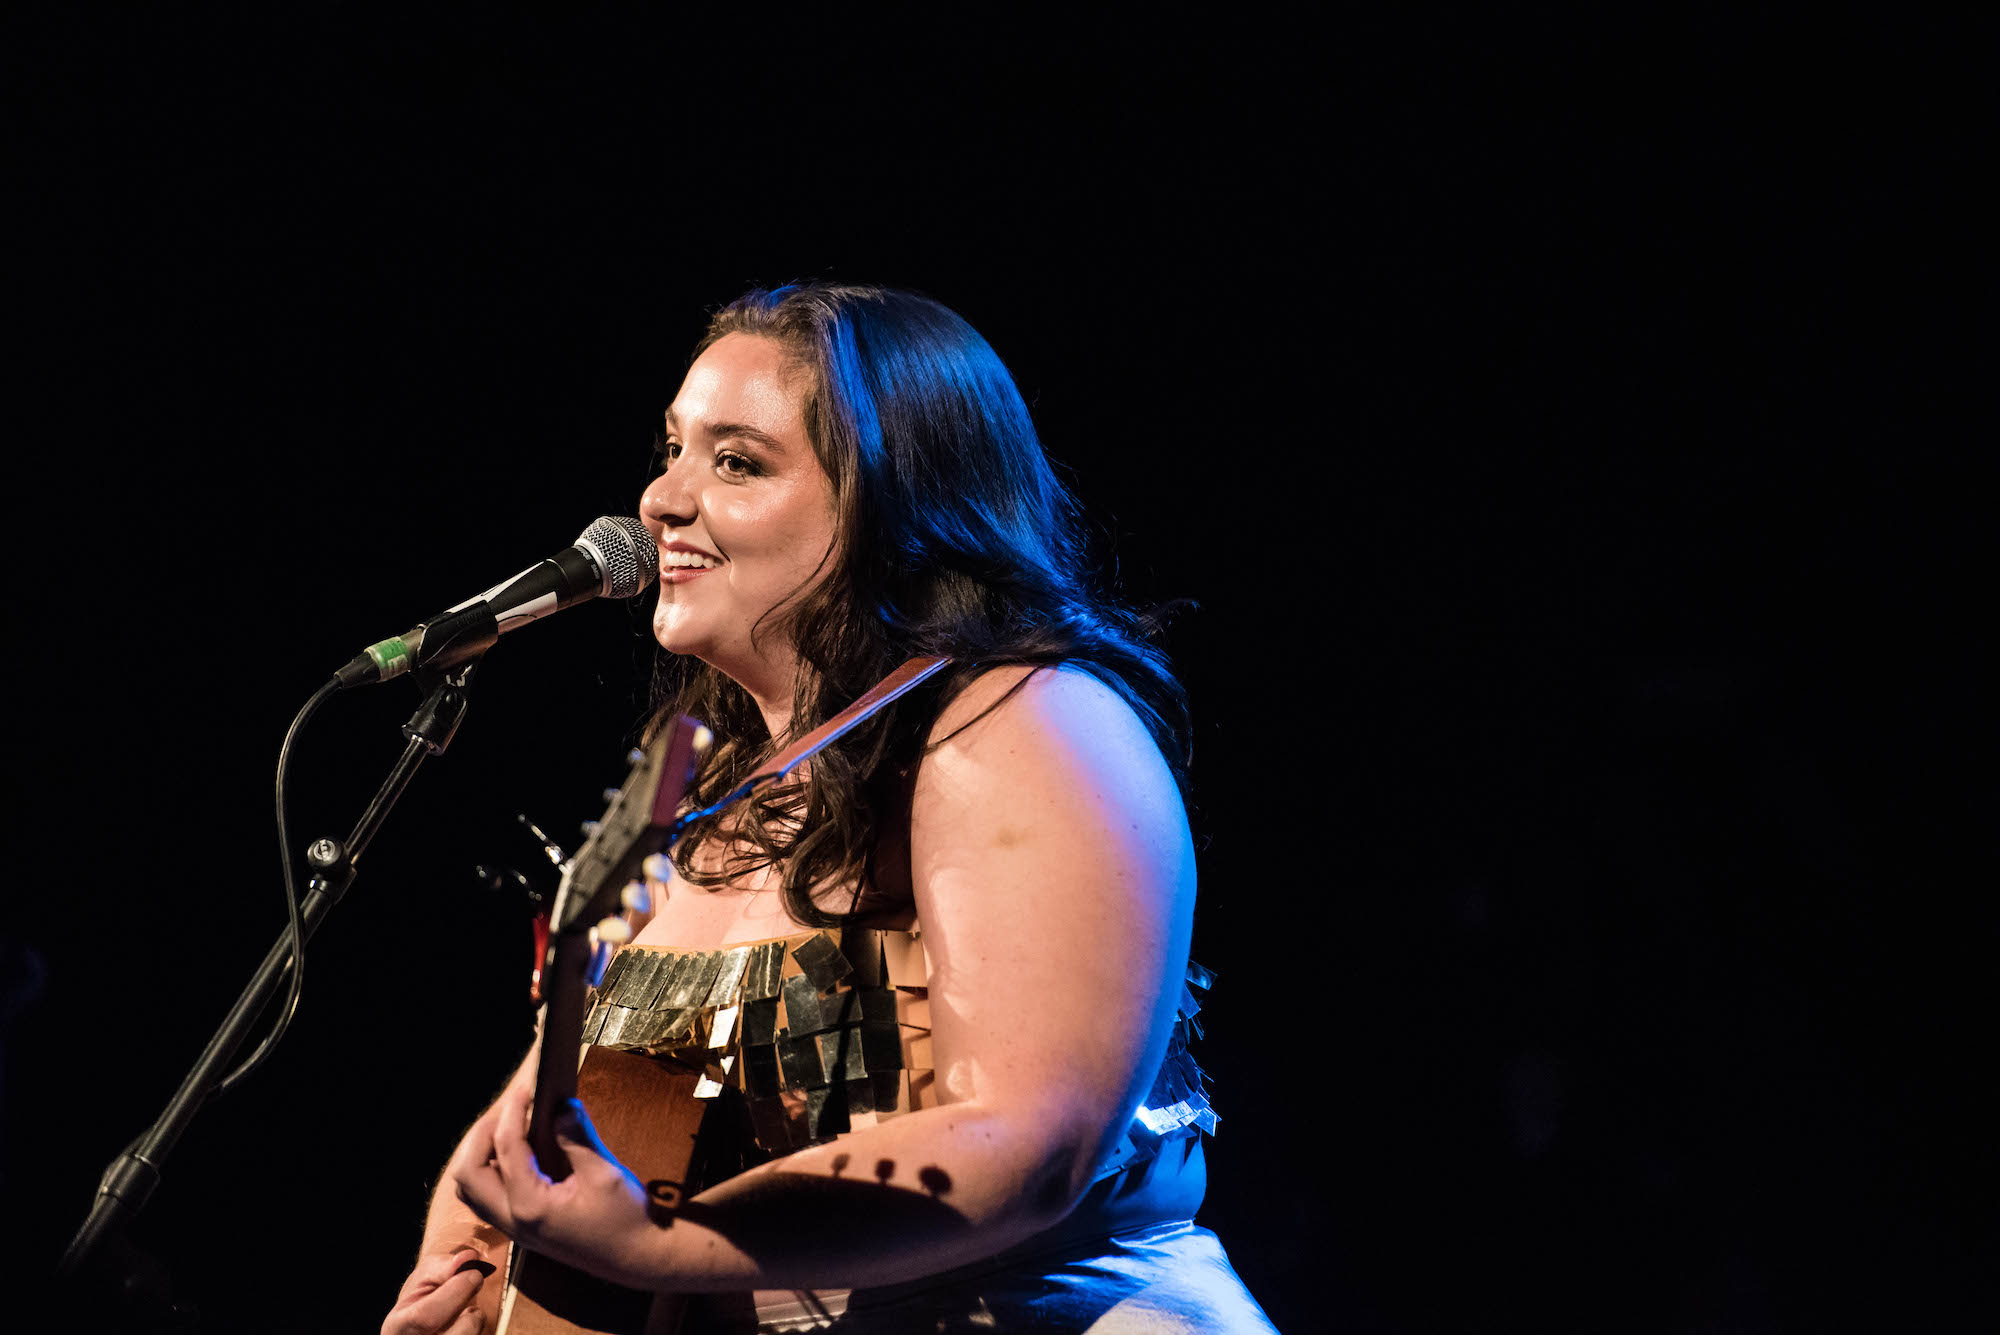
[649,282,1189,927]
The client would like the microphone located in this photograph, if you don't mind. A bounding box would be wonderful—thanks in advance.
[335,515,656,687]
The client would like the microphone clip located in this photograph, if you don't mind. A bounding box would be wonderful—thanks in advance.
[335,603,498,689]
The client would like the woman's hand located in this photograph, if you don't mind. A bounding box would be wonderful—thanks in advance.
[448,1069,658,1290]
[381,1245,496,1335]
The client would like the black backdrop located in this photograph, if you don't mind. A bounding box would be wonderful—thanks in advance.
[8,10,1988,1333]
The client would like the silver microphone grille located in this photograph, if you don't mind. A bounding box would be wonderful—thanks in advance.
[575,515,657,599]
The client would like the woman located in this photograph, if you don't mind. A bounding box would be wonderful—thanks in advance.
[383,284,1277,1332]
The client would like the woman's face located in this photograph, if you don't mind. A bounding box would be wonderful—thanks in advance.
[640,333,838,698]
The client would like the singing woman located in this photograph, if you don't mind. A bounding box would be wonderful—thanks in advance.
[383,282,1277,1333]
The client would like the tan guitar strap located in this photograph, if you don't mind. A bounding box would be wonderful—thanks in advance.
[755,655,953,782]
[673,656,953,833]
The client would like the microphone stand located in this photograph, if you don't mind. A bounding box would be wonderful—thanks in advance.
[58,659,483,1303]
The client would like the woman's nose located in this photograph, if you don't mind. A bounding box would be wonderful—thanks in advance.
[640,461,695,534]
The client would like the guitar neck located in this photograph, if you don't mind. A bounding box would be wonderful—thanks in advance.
[525,715,706,1177]
[527,937,596,1179]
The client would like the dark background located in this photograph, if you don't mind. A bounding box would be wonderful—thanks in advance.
[7,9,1988,1332]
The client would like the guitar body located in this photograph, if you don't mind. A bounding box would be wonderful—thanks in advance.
[497,1048,703,1335]
[485,664,949,1333]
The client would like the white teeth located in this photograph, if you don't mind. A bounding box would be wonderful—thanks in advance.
[662,551,721,569]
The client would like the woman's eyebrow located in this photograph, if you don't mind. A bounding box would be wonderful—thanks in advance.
[663,407,787,453]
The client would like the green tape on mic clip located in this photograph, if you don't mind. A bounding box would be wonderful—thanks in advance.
[365,636,412,679]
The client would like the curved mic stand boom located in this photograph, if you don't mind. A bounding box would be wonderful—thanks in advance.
[58,658,483,1297]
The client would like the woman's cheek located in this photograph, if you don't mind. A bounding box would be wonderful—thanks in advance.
[712,490,765,534]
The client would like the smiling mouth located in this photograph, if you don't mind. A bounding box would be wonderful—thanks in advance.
[661,552,723,573]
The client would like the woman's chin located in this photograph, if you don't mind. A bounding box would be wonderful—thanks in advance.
[652,607,706,658]
[654,636,712,662]
[652,628,729,676]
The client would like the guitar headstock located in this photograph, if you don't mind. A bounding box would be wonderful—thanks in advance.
[542,716,709,981]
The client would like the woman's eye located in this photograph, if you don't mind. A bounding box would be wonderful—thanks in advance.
[651,438,759,479]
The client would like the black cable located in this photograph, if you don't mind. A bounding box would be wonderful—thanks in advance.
[212,676,341,1097]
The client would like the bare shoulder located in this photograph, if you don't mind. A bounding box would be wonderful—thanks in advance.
[913,663,1187,848]
[927,661,1166,762]
[927,661,1153,741]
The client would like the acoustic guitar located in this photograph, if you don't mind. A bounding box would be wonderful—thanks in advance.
[495,713,709,1335]
[491,657,951,1333]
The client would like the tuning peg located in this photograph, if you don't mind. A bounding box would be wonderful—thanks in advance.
[643,852,672,883]
[580,820,602,840]
[628,748,645,766]
[602,787,622,805]
[621,880,652,914]
[693,725,714,752]
[595,915,633,946]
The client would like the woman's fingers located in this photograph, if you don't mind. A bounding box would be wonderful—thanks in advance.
[392,1247,463,1300]
[447,1102,497,1185]
[491,1076,548,1202]
[387,1246,481,1308]
[438,1245,492,1280]
[552,1097,613,1159]
[437,1258,497,1335]
[382,1261,488,1335]
[453,1156,509,1230]
[440,1303,489,1335]
[450,1112,513,1230]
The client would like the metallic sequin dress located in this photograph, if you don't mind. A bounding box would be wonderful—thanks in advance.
[582,926,1276,1332]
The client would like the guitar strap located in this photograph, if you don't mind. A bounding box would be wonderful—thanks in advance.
[672,657,953,834]
[754,656,953,782]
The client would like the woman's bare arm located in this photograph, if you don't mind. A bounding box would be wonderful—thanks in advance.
[386,1045,536,1333]
[452,665,1197,1292]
